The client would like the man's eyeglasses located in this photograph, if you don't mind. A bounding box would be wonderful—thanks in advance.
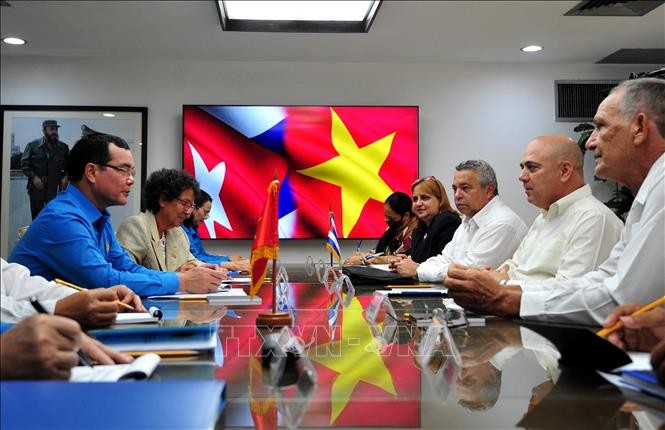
[174,197,197,211]
[98,163,136,178]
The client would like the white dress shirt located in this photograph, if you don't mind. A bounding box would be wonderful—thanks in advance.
[520,154,665,325]
[1,258,75,323]
[504,184,623,281]
[417,197,528,282]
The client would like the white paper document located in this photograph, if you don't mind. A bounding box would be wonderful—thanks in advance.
[70,353,161,382]
[114,313,159,324]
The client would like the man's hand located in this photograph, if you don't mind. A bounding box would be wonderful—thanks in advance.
[32,176,44,190]
[79,334,133,365]
[54,289,120,329]
[444,264,521,318]
[0,315,82,380]
[392,256,419,278]
[108,285,146,312]
[487,265,510,283]
[604,304,665,352]
[178,266,227,293]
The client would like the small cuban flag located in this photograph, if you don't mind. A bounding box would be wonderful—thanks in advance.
[326,211,341,264]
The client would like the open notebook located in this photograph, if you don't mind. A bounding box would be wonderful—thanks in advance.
[70,353,160,382]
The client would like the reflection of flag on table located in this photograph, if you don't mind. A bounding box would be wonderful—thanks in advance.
[249,179,280,298]
[305,296,420,427]
[326,212,341,264]
[183,105,418,239]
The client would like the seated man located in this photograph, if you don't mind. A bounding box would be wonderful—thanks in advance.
[1,315,131,380]
[181,190,250,272]
[9,134,225,297]
[446,78,665,324]
[392,160,527,281]
[1,258,144,329]
[495,134,623,283]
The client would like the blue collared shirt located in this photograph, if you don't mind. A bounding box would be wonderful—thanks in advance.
[181,225,230,265]
[9,185,179,297]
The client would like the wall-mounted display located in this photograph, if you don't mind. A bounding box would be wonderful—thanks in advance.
[183,105,418,239]
[1,105,147,258]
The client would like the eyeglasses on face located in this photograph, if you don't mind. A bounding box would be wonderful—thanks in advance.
[97,163,136,178]
[174,197,197,211]
[198,208,211,219]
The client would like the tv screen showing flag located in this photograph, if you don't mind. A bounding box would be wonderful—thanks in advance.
[182,105,419,239]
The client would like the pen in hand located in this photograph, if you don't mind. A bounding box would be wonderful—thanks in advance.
[29,296,94,368]
[597,295,665,337]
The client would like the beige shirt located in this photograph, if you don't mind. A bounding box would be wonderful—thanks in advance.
[116,211,200,272]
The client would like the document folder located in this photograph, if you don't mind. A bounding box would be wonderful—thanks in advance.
[1,380,226,429]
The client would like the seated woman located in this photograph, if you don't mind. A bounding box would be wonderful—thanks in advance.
[344,192,418,265]
[407,176,461,263]
[117,169,220,273]
[182,190,249,272]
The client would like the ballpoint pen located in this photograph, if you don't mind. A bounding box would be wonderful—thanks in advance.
[29,296,94,367]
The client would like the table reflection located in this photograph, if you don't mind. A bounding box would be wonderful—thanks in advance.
[144,273,661,429]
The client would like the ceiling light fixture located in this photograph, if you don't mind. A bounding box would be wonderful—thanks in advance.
[2,37,26,45]
[217,0,382,33]
[102,113,116,118]
[521,45,543,53]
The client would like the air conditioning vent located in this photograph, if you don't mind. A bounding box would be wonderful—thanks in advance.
[564,0,665,16]
[555,80,620,122]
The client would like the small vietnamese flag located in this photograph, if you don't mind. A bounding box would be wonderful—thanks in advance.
[249,179,280,298]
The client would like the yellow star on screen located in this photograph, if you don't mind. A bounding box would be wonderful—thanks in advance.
[297,108,395,236]
[309,297,397,424]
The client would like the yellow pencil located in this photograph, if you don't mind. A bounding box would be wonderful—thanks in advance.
[54,278,135,311]
[597,295,665,337]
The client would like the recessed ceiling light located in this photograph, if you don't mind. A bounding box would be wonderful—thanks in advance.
[102,113,116,118]
[521,45,543,53]
[2,37,26,46]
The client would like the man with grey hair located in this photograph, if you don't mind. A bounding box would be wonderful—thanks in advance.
[393,160,527,281]
[446,78,665,324]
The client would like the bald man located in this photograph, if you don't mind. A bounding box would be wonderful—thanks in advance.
[494,134,623,283]
[445,78,665,324]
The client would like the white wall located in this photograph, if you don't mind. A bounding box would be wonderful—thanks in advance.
[1,57,641,262]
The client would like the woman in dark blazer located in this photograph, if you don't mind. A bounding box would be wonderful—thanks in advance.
[408,176,461,263]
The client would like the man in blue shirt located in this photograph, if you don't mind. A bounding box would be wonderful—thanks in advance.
[10,134,225,297]
[182,190,249,271]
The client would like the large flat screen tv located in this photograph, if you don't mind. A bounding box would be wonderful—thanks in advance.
[183,105,418,239]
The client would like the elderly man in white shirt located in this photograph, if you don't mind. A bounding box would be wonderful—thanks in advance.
[1,258,144,328]
[446,78,665,325]
[392,160,527,281]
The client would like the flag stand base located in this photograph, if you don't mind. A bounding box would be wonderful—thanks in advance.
[256,312,292,329]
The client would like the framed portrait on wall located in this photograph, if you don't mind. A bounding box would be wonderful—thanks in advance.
[0,105,147,258]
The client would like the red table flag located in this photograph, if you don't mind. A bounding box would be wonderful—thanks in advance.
[250,179,280,298]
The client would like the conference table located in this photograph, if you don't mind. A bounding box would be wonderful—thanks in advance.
[143,264,663,429]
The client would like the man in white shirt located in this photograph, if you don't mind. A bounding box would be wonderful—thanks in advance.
[392,160,527,281]
[445,78,665,324]
[496,134,623,282]
[1,258,144,328]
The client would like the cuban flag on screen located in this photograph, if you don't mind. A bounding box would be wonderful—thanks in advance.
[197,106,298,238]
[326,211,341,263]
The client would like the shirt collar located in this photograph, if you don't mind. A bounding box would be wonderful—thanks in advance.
[462,196,500,229]
[68,185,109,225]
[633,152,664,207]
[543,184,591,220]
